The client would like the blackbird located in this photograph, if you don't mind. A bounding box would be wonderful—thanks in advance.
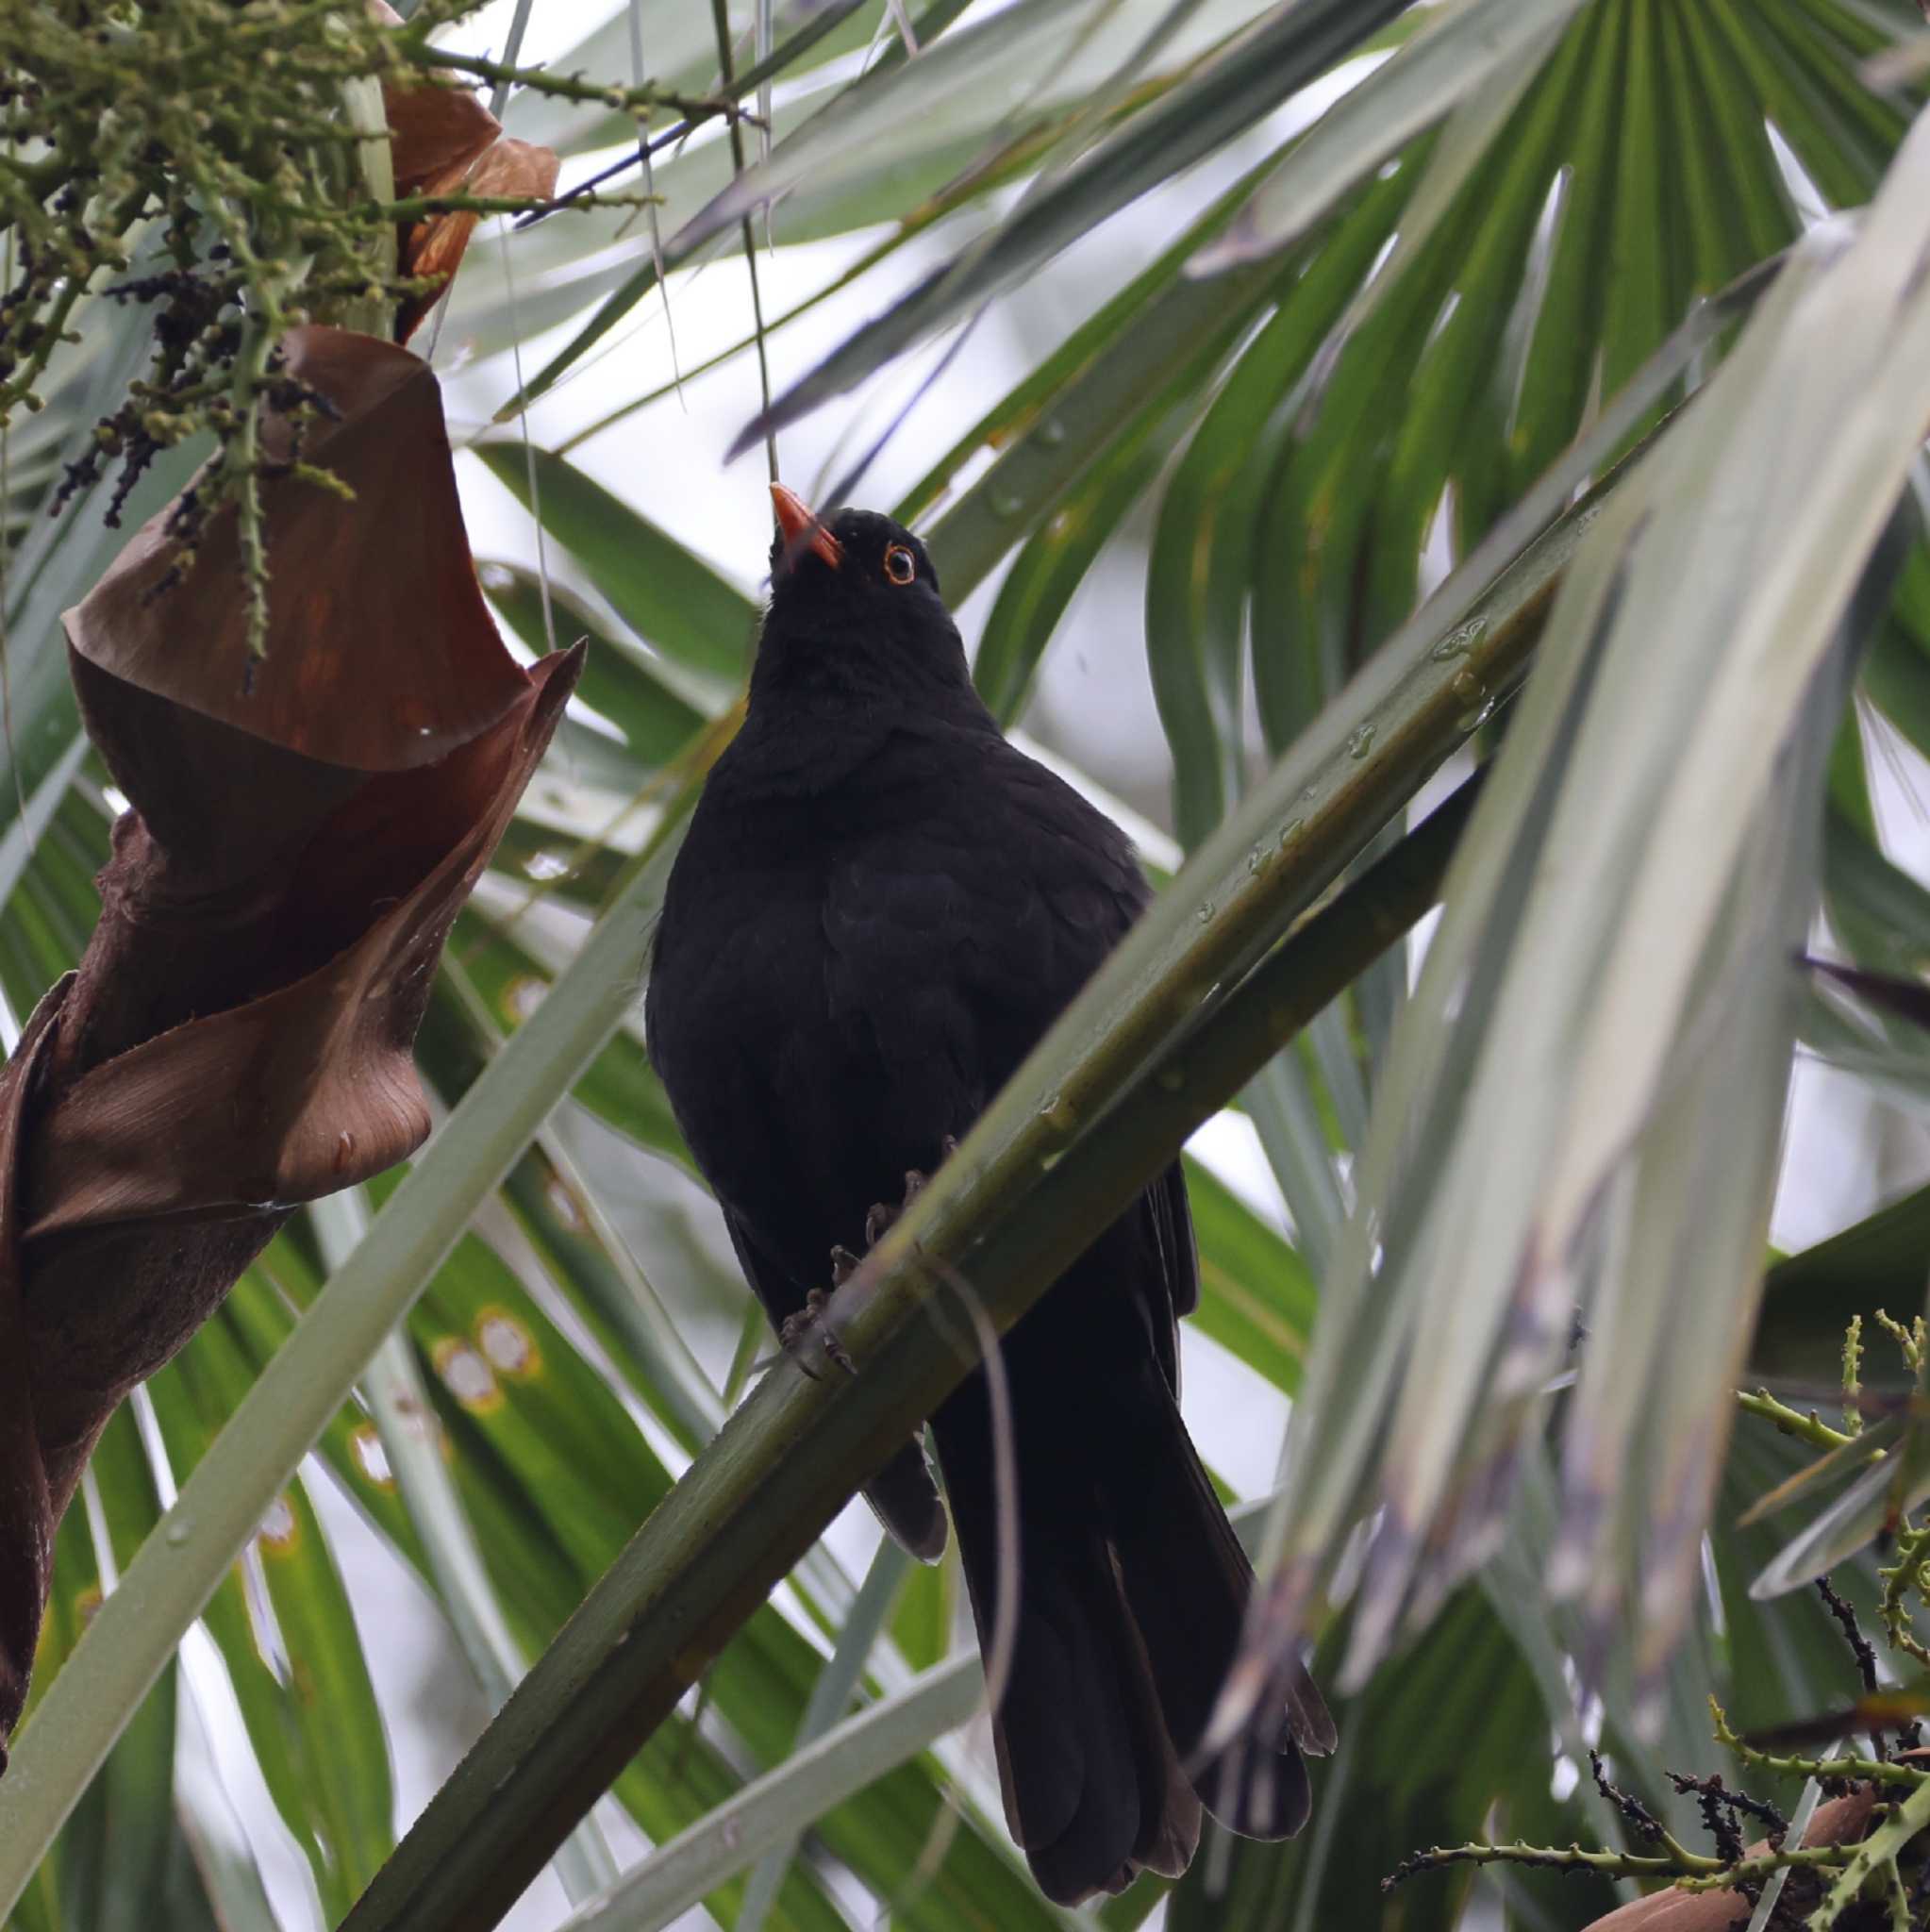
[644,483,1334,1903]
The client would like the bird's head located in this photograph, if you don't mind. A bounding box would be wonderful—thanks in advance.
[755,483,969,705]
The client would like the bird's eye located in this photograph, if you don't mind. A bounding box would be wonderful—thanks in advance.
[883,544,917,586]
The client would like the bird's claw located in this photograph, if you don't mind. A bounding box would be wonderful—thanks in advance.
[808,1143,963,1374]
[861,1141,958,1247]
[780,1287,855,1380]
[863,1184,915,1249]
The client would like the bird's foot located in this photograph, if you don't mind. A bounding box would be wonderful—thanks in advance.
[801,1142,961,1379]
[780,1288,856,1380]
[862,1137,960,1247]
[862,1184,917,1248]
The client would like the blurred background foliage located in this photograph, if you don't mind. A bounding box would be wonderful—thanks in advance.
[6,1,1930,1928]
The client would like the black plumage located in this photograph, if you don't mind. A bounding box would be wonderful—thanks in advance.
[644,486,1333,1903]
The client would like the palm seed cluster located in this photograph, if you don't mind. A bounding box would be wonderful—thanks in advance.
[0,0,690,654]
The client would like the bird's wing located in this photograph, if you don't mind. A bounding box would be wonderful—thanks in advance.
[822,738,1194,1378]
[719,1202,807,1329]
[820,740,1151,1098]
[1142,1161,1198,1394]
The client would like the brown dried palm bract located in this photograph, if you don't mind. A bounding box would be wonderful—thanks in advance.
[375,14,560,343]
[0,324,582,1770]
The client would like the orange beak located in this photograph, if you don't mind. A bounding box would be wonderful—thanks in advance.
[770,483,843,571]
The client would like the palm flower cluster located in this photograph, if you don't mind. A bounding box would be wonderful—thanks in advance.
[0,0,700,654]
[1393,1316,1930,1929]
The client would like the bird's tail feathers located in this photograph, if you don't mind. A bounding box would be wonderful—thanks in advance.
[1103,1361,1333,1840]
[940,1424,1201,1905]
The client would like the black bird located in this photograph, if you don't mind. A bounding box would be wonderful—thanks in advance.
[644,484,1334,1903]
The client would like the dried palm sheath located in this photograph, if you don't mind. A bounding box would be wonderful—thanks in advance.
[0,325,581,1767]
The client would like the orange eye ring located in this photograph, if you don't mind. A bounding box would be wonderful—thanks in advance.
[883,544,917,586]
